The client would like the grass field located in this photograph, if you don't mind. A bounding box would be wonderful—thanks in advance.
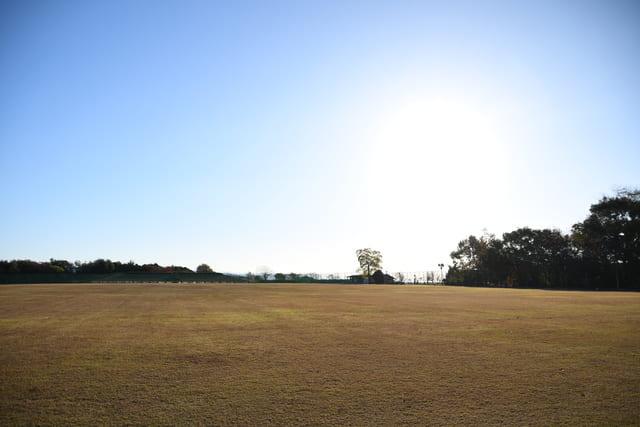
[1,284,639,425]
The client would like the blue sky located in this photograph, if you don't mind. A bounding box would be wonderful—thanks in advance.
[1,0,639,274]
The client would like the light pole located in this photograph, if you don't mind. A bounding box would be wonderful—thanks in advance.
[617,232,625,290]
[438,263,445,284]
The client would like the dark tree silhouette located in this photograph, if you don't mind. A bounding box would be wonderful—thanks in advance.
[446,189,639,289]
[196,264,213,273]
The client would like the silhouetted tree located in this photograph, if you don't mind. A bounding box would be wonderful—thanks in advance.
[196,264,213,273]
[502,228,573,287]
[446,189,639,289]
[572,189,640,288]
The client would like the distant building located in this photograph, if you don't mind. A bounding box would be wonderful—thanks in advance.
[371,270,395,284]
[349,274,367,284]
[349,270,395,284]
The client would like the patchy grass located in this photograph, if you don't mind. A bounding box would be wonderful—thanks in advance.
[0,284,639,425]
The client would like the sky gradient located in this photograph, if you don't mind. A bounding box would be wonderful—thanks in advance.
[1,0,639,274]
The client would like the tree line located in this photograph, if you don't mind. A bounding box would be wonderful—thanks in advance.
[2,189,637,289]
[0,259,338,283]
[0,259,197,274]
[446,189,639,289]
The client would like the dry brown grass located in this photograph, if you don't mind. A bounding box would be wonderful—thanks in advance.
[1,284,639,425]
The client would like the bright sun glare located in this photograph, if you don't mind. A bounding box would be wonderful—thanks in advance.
[366,93,511,211]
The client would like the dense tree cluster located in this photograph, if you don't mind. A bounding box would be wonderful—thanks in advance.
[446,189,640,289]
[0,259,194,274]
[196,264,213,273]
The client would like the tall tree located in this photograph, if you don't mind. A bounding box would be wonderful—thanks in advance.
[356,248,382,283]
[572,189,640,288]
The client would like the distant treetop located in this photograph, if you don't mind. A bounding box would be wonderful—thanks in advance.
[196,264,214,273]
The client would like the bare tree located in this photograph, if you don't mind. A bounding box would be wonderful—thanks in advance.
[256,266,272,281]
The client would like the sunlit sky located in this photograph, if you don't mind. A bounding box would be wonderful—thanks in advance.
[1,0,639,274]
